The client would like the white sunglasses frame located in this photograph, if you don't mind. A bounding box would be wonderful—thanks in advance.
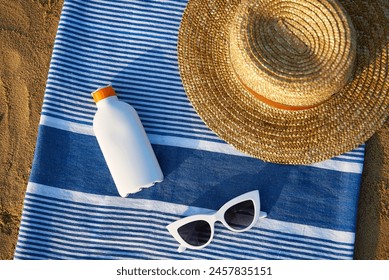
[166,190,267,252]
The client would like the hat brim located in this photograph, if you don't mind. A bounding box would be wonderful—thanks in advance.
[178,0,389,164]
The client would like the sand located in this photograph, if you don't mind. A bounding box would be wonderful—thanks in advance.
[0,0,388,260]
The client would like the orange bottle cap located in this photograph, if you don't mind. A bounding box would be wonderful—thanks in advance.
[91,85,116,103]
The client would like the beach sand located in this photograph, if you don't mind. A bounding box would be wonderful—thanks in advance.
[0,0,388,259]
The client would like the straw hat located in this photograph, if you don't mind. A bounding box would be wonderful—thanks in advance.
[178,0,389,164]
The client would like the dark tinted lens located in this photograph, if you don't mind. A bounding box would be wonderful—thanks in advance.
[177,220,212,246]
[224,200,255,230]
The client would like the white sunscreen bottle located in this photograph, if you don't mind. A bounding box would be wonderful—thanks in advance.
[91,85,163,197]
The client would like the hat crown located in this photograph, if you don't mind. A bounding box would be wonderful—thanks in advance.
[229,0,357,108]
[272,19,309,55]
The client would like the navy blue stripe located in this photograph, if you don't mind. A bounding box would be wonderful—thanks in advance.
[41,112,93,126]
[66,0,187,13]
[49,64,183,86]
[52,45,175,68]
[18,227,258,260]
[59,21,178,42]
[124,96,194,110]
[22,205,173,230]
[46,72,110,89]
[54,39,176,63]
[43,100,94,118]
[45,85,92,101]
[52,49,179,72]
[93,0,188,9]
[53,31,177,55]
[46,71,174,94]
[46,69,183,91]
[45,82,186,107]
[144,130,223,143]
[15,244,115,260]
[344,153,364,158]
[45,84,189,105]
[64,10,181,34]
[41,107,92,123]
[331,157,364,163]
[54,35,176,59]
[64,0,186,19]
[18,224,172,249]
[20,226,168,249]
[43,96,94,113]
[50,55,181,80]
[61,12,181,38]
[141,120,215,135]
[64,1,186,20]
[15,241,247,260]
[21,216,171,242]
[16,240,165,260]
[257,228,353,248]
[120,90,188,103]
[15,230,170,256]
[25,192,180,217]
[14,249,63,260]
[131,102,200,117]
[144,124,219,139]
[132,104,200,120]
[214,235,341,259]
[53,51,179,73]
[136,108,201,122]
[29,125,361,232]
[119,106,198,121]
[46,71,184,93]
[342,151,365,158]
[235,233,353,258]
[241,236,353,258]
[18,229,178,256]
[65,6,183,27]
[46,79,187,103]
[58,23,178,46]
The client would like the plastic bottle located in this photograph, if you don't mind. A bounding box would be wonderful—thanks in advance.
[91,85,163,197]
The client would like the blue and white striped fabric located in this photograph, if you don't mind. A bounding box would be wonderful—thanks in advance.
[15,0,365,260]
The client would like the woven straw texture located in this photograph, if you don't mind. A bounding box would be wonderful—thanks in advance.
[178,0,389,164]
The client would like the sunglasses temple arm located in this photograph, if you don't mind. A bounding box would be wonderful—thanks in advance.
[178,245,187,253]
[259,211,267,218]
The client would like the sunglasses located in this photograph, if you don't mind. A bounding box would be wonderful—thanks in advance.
[166,190,267,252]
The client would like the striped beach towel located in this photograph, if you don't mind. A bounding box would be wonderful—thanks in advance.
[15,0,365,260]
